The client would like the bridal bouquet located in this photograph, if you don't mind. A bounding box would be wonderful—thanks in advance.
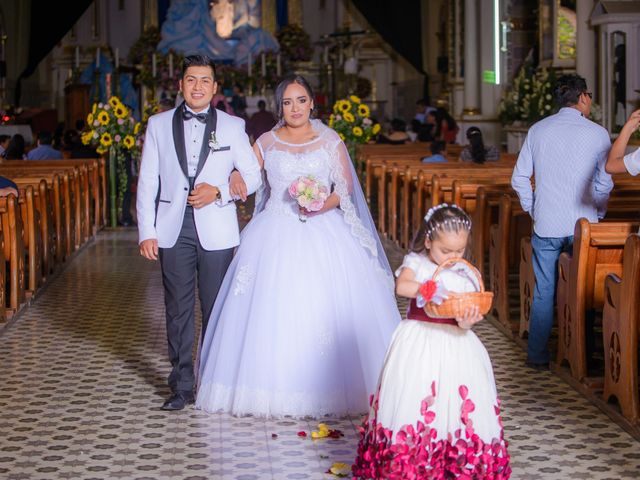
[288,176,330,223]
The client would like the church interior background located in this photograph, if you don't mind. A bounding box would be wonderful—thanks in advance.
[0,0,639,479]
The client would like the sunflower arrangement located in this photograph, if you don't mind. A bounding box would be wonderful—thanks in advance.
[329,95,381,147]
[82,96,141,223]
[82,96,140,155]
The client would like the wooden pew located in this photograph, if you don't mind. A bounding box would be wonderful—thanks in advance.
[469,184,516,277]
[556,218,638,381]
[1,160,96,244]
[15,185,43,294]
[9,158,105,232]
[382,161,515,245]
[6,172,70,262]
[602,233,640,423]
[0,195,26,316]
[488,194,531,331]
[0,167,79,256]
[519,177,640,338]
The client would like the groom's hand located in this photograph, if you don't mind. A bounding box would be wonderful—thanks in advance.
[188,183,220,208]
[229,170,248,202]
[140,239,159,261]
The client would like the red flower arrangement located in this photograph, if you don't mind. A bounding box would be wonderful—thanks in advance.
[419,280,438,302]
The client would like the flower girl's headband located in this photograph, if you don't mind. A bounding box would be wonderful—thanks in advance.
[424,203,472,239]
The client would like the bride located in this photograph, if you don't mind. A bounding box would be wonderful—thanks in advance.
[195,74,401,418]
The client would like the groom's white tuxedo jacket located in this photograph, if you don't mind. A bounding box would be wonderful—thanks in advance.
[137,105,261,250]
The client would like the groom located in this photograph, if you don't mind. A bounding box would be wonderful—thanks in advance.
[137,54,261,410]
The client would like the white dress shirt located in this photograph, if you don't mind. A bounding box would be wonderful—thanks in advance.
[183,105,210,177]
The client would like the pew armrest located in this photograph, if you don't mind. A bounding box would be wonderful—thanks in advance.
[603,273,621,311]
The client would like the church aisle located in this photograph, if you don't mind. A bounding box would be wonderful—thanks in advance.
[0,229,638,480]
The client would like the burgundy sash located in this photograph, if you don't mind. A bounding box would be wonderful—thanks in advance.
[406,298,457,326]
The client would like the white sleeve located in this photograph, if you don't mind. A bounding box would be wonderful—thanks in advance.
[218,119,262,204]
[394,253,423,278]
[136,116,160,243]
[623,148,640,176]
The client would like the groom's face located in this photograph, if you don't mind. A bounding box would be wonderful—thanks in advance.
[180,66,218,113]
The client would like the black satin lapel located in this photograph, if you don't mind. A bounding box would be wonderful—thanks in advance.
[172,102,189,179]
[195,107,218,179]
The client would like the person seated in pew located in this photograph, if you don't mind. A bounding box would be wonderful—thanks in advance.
[460,126,500,163]
[377,118,411,145]
[2,134,26,160]
[421,140,447,163]
[411,119,435,142]
[0,175,18,197]
[434,106,459,144]
[605,109,640,176]
[26,131,63,160]
[64,130,99,159]
[0,135,10,157]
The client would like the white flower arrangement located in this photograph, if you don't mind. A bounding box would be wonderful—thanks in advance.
[208,131,220,151]
[498,63,557,126]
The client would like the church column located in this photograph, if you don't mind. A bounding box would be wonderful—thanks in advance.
[288,0,303,26]
[142,0,158,29]
[262,0,277,35]
[451,0,465,117]
[576,0,596,92]
[463,0,480,115]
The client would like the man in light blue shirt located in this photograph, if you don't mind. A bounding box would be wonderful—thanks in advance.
[26,131,63,160]
[511,74,613,370]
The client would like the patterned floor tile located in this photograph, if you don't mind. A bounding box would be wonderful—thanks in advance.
[0,229,639,479]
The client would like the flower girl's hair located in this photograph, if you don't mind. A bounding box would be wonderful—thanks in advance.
[411,203,472,254]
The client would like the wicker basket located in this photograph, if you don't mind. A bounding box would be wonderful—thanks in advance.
[423,258,494,319]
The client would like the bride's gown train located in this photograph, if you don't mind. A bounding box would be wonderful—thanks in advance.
[196,121,401,418]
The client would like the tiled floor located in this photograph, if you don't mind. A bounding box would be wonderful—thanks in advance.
[1,229,639,480]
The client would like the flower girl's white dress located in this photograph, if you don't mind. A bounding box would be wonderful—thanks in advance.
[196,121,401,418]
[353,253,511,479]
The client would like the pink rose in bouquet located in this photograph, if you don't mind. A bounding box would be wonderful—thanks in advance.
[288,175,330,222]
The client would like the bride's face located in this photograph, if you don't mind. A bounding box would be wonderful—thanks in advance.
[281,82,314,128]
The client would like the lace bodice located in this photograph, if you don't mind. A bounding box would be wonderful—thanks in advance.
[257,129,336,218]
[253,120,395,290]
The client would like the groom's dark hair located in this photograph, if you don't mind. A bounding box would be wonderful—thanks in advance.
[182,54,217,79]
[275,74,314,121]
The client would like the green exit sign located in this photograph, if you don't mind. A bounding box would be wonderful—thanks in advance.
[483,70,496,84]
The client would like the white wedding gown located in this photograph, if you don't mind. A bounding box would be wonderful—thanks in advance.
[196,121,401,418]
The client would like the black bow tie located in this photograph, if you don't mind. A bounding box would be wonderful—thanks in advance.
[183,108,208,123]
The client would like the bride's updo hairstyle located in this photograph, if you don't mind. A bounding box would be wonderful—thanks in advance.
[274,74,315,121]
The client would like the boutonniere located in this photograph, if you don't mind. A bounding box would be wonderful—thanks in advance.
[208,131,220,151]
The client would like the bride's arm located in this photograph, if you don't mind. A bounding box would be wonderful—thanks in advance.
[303,140,352,216]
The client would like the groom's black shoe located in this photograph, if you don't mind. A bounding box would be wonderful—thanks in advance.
[161,390,195,411]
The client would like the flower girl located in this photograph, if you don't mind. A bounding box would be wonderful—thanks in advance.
[353,204,511,479]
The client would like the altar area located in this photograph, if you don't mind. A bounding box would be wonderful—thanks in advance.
[54,0,402,130]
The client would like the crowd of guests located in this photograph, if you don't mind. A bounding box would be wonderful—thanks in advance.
[373,98,504,165]
[0,122,101,202]
[0,125,99,162]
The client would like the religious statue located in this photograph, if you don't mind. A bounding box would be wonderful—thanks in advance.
[210,0,234,38]
[158,0,278,66]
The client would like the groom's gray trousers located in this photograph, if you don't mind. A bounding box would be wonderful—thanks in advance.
[159,205,234,393]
